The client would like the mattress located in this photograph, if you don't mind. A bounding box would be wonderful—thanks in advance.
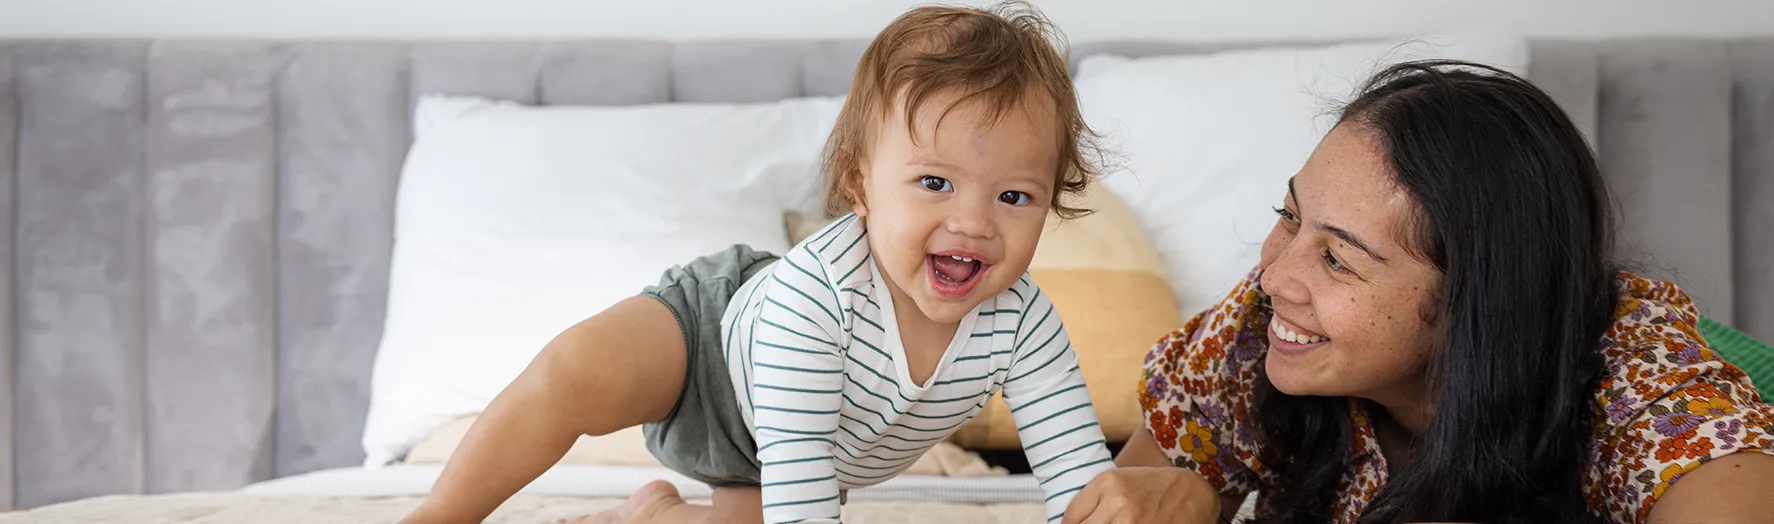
[1,494,1048,524]
[2,465,1263,523]
[0,466,1054,524]
[243,464,1046,504]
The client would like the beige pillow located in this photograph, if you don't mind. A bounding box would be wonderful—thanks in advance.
[404,414,1001,476]
[783,187,1181,450]
[785,211,833,246]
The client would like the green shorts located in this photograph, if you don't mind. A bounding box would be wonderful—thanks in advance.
[639,244,779,488]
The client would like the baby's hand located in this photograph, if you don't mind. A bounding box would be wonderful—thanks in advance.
[1062,467,1220,524]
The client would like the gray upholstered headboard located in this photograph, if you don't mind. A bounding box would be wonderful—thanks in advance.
[0,38,1769,509]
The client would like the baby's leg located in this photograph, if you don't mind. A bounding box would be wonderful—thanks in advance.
[574,481,763,524]
[406,296,690,524]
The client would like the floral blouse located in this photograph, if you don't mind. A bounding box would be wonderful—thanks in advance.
[1139,269,1774,523]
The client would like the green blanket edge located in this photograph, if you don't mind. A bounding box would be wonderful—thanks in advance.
[1699,315,1774,400]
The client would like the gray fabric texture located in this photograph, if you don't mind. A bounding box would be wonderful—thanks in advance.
[272,43,409,480]
[13,41,151,509]
[1527,41,1600,147]
[640,245,780,488]
[1733,40,1774,346]
[1599,41,1737,320]
[0,37,1768,508]
[144,41,280,496]
[539,41,674,105]
[0,40,15,513]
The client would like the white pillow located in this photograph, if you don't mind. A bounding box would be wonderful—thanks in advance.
[362,95,844,467]
[1075,34,1528,317]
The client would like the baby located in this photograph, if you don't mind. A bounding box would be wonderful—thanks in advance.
[403,3,1113,524]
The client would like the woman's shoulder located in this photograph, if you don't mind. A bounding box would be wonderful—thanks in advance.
[1142,268,1271,391]
[1136,269,1273,492]
[1593,272,1764,412]
[1586,271,1774,523]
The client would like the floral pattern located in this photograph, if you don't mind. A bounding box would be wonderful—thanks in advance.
[1138,269,1774,523]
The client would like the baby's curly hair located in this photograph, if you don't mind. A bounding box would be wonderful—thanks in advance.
[821,0,1102,219]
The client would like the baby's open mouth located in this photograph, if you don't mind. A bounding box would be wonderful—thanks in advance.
[927,253,989,298]
[931,254,982,284]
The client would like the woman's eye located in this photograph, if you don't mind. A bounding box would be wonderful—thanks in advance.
[1273,206,1299,223]
[998,191,1032,206]
[920,176,953,192]
[1322,249,1354,275]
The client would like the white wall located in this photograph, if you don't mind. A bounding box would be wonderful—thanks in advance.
[0,0,1769,41]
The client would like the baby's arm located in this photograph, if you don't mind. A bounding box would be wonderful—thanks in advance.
[747,247,848,524]
[998,283,1115,523]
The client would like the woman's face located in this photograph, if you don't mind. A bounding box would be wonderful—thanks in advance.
[1258,123,1442,408]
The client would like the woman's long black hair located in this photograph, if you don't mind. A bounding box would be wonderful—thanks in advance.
[1250,60,1618,523]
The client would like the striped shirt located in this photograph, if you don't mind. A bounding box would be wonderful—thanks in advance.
[721,214,1115,524]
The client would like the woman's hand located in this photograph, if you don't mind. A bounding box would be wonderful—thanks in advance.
[1062,467,1223,524]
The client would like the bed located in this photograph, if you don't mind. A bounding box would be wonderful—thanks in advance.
[6,466,1060,523]
[0,35,1770,521]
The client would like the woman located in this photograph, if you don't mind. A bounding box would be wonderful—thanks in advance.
[1063,61,1774,524]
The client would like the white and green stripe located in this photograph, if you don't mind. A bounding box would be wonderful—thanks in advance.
[721,213,1113,524]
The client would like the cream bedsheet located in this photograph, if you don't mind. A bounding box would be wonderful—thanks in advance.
[0,465,1053,524]
[0,493,1048,523]
[0,464,1257,523]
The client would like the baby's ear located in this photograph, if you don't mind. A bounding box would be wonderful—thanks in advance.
[847,169,869,217]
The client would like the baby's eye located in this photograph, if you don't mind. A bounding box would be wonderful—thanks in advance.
[921,176,953,192]
[998,191,1032,206]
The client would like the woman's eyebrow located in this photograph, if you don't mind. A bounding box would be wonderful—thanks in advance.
[1291,177,1390,263]
[1317,223,1389,263]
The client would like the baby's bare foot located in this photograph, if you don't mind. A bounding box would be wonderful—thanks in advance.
[561,481,687,524]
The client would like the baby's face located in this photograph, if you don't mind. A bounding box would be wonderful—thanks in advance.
[852,89,1059,325]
